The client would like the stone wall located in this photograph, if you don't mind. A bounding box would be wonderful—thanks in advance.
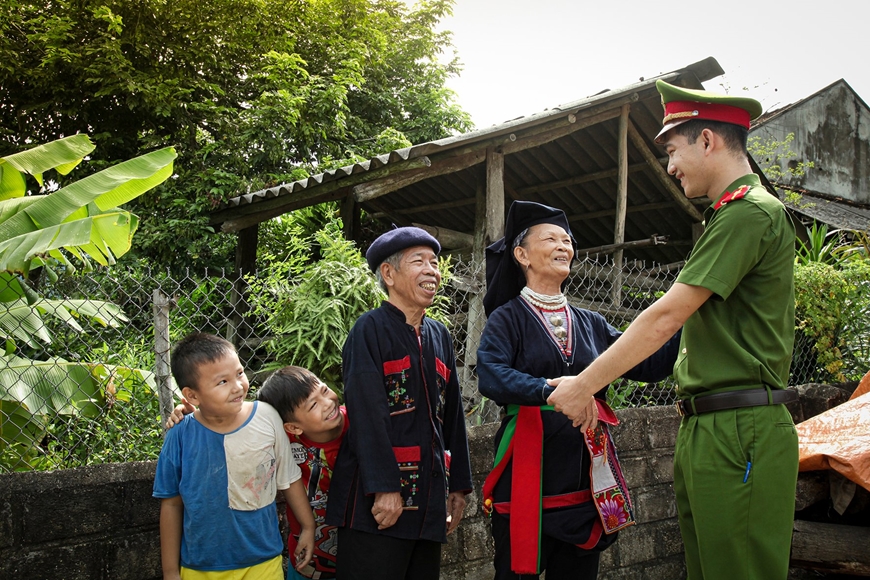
[0,406,688,580]
[0,462,162,579]
[439,407,686,579]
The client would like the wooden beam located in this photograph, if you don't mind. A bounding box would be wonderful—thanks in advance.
[433,92,641,162]
[226,224,258,349]
[611,104,630,306]
[369,198,476,218]
[461,175,489,397]
[352,150,485,203]
[567,199,707,223]
[791,520,870,576]
[211,156,432,228]
[485,147,505,244]
[515,161,651,195]
[626,120,704,222]
[411,223,473,250]
[502,108,623,156]
[363,198,412,228]
[473,172,487,259]
[219,186,350,233]
[578,235,669,258]
[614,105,630,246]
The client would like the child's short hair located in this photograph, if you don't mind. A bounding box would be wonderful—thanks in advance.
[257,366,321,422]
[171,332,236,391]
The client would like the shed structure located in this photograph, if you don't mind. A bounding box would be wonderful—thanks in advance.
[750,79,870,232]
[210,57,737,270]
[211,56,767,388]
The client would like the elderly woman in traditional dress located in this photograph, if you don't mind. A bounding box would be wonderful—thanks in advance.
[477,201,680,580]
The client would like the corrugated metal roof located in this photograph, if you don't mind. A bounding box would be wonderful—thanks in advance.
[781,187,870,231]
[212,57,727,265]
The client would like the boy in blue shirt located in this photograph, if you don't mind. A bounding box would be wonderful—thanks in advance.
[171,365,348,580]
[153,333,315,580]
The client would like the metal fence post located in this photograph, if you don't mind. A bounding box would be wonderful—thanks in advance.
[154,288,175,432]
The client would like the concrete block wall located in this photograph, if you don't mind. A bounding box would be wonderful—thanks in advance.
[0,408,687,580]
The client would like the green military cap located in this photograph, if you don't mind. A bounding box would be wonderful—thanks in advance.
[655,79,763,143]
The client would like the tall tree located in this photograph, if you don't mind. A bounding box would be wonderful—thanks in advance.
[0,0,471,270]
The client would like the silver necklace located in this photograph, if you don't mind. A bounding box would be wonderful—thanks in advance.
[520,286,567,311]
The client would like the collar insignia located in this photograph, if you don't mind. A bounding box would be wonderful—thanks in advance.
[713,184,750,210]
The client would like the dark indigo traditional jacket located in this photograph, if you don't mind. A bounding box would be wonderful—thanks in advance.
[325,301,473,542]
[477,298,680,546]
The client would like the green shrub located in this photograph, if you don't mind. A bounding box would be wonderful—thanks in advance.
[793,260,870,383]
[248,219,382,393]
[249,217,455,394]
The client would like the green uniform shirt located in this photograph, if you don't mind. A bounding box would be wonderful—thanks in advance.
[674,173,795,398]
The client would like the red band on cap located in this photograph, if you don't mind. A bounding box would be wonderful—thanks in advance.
[663,100,751,129]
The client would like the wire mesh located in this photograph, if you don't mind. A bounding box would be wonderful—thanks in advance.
[1,251,862,473]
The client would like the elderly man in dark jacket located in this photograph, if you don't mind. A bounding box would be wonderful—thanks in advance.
[326,227,473,580]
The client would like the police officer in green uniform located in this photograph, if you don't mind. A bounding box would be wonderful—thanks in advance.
[547,80,799,580]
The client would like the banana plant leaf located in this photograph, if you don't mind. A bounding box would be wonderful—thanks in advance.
[0,272,29,303]
[0,354,103,417]
[0,399,49,470]
[0,299,51,347]
[0,147,175,241]
[36,299,128,328]
[0,210,138,273]
[0,296,129,347]
[0,355,158,470]
[0,134,95,190]
[0,196,39,224]
[0,162,27,202]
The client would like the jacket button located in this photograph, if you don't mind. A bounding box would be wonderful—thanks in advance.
[432,471,440,478]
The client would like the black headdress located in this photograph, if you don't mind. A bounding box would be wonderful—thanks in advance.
[483,201,575,316]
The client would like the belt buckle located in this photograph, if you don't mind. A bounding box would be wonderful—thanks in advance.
[675,400,686,417]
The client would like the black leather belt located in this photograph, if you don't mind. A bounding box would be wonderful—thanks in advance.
[675,388,798,417]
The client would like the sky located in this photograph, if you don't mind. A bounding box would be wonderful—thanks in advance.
[437,0,870,129]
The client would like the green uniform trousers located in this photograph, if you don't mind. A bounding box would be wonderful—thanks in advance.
[674,403,798,580]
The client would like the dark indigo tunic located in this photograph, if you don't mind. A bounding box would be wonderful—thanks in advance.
[477,297,679,546]
[325,301,473,543]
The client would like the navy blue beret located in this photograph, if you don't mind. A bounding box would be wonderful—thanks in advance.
[365,226,441,272]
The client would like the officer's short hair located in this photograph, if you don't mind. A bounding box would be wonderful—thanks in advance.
[673,119,749,156]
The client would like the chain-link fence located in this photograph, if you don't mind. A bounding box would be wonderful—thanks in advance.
[1,252,864,473]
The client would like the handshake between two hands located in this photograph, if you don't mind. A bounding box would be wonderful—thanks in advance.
[546,375,599,432]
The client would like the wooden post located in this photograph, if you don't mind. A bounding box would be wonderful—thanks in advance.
[153,289,174,433]
[227,225,258,350]
[461,176,488,406]
[340,192,359,243]
[485,147,505,244]
[611,104,630,306]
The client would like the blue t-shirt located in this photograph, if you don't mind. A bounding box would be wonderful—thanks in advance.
[153,401,300,571]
